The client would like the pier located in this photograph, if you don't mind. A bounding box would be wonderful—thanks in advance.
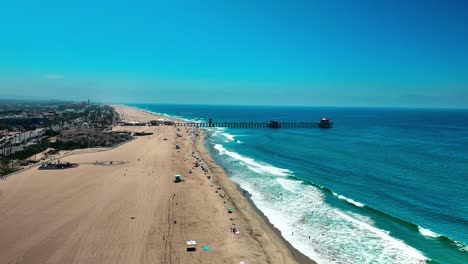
[170,118,332,129]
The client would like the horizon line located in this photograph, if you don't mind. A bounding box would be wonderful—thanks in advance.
[1,98,467,110]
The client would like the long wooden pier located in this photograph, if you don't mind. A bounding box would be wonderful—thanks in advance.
[145,118,332,129]
[170,118,332,129]
[173,121,322,128]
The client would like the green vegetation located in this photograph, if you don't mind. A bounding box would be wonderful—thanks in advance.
[50,141,87,150]
[0,122,10,130]
[0,158,17,176]
[9,139,50,161]
[44,129,60,137]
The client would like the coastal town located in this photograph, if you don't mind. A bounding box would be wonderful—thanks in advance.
[0,100,128,176]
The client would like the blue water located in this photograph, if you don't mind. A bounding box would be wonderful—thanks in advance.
[130,104,468,264]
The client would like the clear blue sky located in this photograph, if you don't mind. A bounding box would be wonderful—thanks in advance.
[0,0,467,108]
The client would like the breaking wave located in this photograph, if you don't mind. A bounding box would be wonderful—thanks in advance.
[332,191,365,207]
[418,226,442,239]
[213,143,292,177]
[229,176,429,264]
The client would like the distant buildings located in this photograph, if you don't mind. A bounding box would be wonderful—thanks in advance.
[0,115,45,128]
[0,102,117,132]
[1,101,120,157]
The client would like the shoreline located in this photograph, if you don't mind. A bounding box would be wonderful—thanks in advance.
[235,183,317,264]
[0,104,314,264]
[125,104,317,264]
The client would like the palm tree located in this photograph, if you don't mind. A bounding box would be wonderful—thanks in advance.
[0,138,13,176]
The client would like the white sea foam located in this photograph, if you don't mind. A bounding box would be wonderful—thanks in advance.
[457,242,468,252]
[332,192,365,207]
[212,131,221,137]
[213,144,292,176]
[140,109,194,123]
[220,132,243,143]
[345,211,376,226]
[333,209,428,262]
[276,178,301,192]
[211,135,428,263]
[228,174,428,264]
[418,226,442,238]
[222,133,235,141]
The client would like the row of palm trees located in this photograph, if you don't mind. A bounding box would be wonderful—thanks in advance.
[0,138,15,177]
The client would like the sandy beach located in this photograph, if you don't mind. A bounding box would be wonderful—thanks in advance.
[0,105,310,264]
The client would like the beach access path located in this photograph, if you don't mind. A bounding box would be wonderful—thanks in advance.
[0,105,301,264]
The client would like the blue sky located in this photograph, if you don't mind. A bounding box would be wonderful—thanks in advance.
[0,0,467,108]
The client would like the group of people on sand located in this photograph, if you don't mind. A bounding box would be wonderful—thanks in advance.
[178,126,246,240]
[231,226,238,234]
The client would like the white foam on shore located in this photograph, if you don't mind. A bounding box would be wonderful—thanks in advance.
[222,133,235,141]
[218,132,243,143]
[345,211,376,226]
[209,127,226,137]
[132,107,198,123]
[211,131,222,137]
[213,144,292,177]
[332,191,365,207]
[228,174,428,264]
[333,209,428,262]
[418,226,442,239]
[276,178,301,192]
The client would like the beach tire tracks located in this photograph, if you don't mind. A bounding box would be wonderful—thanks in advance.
[179,199,202,264]
[164,196,171,264]
[165,195,178,264]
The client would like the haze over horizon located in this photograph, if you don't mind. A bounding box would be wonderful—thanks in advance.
[1,0,467,108]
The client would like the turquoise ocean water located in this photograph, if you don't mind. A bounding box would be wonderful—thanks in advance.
[129,104,468,264]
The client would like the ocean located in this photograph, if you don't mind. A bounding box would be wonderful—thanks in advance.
[129,104,468,264]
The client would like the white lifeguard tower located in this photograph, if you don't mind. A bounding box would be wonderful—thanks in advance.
[186,240,197,251]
